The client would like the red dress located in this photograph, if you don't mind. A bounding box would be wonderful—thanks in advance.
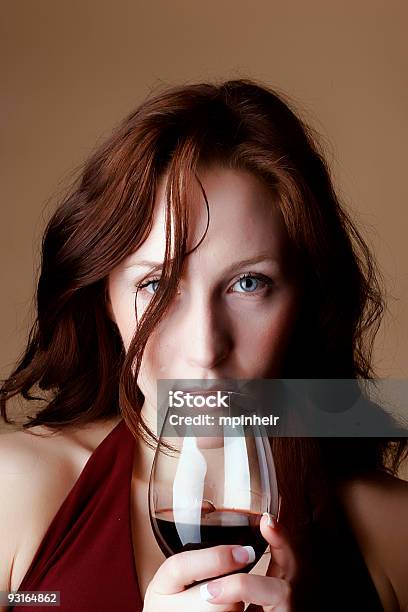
[11,419,143,611]
[10,418,384,611]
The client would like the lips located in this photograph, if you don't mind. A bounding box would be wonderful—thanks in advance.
[173,381,241,394]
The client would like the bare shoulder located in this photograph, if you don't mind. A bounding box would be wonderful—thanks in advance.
[0,424,68,596]
[0,424,61,476]
[0,421,91,485]
[0,416,121,595]
[336,470,408,611]
[0,414,123,479]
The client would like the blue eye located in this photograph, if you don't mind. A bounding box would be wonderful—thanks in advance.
[232,273,273,294]
[136,273,273,297]
[138,277,161,295]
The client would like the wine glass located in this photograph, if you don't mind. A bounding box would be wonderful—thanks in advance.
[148,380,281,574]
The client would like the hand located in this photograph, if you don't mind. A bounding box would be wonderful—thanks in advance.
[143,513,297,611]
[245,513,297,611]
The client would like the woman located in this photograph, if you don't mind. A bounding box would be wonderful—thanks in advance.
[1,79,407,611]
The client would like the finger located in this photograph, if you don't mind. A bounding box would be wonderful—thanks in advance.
[151,544,256,595]
[148,583,245,612]
[260,513,297,582]
[198,573,291,611]
[177,583,245,612]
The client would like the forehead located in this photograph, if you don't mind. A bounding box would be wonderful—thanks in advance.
[127,164,290,265]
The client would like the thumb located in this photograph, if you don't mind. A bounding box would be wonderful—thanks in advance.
[260,513,297,582]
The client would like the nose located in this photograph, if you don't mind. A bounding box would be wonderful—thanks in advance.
[182,293,232,371]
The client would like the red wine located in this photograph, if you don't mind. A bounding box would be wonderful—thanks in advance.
[150,506,268,571]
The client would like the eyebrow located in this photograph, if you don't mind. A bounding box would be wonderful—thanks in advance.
[126,254,279,274]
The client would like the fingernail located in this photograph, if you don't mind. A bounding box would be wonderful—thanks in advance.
[232,545,256,564]
[263,512,277,528]
[200,581,222,600]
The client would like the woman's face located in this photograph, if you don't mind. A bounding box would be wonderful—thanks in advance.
[107,165,302,415]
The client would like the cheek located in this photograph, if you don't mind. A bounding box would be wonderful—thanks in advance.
[137,328,171,398]
[116,309,135,352]
[236,296,299,375]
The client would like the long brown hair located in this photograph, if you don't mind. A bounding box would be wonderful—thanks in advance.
[1,79,407,538]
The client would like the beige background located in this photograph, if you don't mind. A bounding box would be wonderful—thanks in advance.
[1,1,407,473]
